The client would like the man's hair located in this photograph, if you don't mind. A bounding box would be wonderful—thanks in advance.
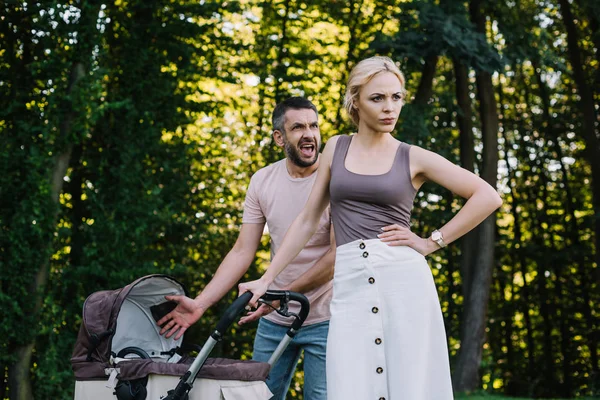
[272,97,318,133]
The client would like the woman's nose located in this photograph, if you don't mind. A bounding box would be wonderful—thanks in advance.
[383,99,393,112]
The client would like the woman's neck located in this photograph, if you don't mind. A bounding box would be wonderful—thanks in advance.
[353,129,395,149]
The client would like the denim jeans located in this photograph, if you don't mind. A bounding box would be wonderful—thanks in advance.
[252,318,329,400]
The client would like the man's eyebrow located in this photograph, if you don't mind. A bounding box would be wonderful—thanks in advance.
[290,122,308,127]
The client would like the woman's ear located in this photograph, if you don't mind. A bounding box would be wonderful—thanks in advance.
[273,130,285,147]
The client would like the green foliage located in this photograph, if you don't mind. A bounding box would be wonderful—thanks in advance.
[1,0,598,399]
[371,0,504,73]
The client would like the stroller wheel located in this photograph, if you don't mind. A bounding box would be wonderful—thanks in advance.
[116,346,151,360]
[114,347,150,400]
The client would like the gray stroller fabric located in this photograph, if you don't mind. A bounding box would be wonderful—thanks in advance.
[71,275,186,380]
[117,357,270,381]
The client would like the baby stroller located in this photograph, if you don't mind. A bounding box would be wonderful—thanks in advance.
[71,274,309,400]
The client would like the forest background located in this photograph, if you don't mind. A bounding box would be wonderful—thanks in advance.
[1,0,599,399]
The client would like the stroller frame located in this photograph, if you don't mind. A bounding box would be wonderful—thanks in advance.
[71,274,310,400]
[164,290,310,400]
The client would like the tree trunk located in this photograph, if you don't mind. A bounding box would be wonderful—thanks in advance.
[496,264,515,394]
[273,0,290,104]
[1,366,6,399]
[453,0,500,391]
[453,214,496,391]
[413,54,439,105]
[537,167,574,397]
[333,0,364,133]
[8,62,84,400]
[556,1,599,375]
[509,70,536,377]
[453,57,478,300]
[574,0,600,77]
[69,143,85,269]
[253,0,276,166]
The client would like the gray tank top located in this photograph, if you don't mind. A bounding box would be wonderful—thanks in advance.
[330,135,417,247]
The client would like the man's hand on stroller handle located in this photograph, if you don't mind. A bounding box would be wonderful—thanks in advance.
[238,277,271,308]
[239,300,280,325]
[157,295,206,340]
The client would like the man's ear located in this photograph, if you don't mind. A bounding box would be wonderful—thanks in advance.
[273,130,285,147]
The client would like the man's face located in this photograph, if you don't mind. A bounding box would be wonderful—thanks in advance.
[279,108,321,168]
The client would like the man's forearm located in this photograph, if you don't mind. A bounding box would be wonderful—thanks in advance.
[284,248,335,294]
[195,248,255,310]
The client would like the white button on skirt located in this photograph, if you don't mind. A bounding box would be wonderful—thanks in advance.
[326,239,454,400]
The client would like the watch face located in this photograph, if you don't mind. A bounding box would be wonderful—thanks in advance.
[432,231,441,241]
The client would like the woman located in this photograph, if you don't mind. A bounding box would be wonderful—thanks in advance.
[239,56,502,399]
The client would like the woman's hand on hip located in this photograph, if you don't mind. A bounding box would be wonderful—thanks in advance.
[378,224,437,256]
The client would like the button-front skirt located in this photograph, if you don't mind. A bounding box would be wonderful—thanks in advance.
[326,239,453,399]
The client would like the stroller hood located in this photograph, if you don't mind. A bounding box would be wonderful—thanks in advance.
[71,274,186,380]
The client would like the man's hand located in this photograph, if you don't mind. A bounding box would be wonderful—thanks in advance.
[157,295,206,340]
[378,224,437,256]
[238,300,280,325]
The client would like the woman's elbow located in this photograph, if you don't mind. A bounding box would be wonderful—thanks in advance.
[473,182,502,211]
[487,186,503,210]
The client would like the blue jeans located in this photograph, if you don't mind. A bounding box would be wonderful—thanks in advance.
[252,318,329,400]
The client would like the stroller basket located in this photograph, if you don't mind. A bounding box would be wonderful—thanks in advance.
[71,274,309,400]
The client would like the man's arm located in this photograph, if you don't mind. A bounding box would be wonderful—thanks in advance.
[194,222,265,310]
[159,222,265,339]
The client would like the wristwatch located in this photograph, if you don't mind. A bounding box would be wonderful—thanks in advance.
[431,229,446,248]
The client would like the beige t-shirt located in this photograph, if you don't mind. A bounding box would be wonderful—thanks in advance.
[243,159,333,326]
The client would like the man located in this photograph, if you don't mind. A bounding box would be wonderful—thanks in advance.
[157,97,334,400]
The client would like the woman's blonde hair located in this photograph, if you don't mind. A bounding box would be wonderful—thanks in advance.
[343,56,406,126]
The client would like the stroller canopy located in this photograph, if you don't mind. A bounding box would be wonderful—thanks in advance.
[72,274,270,385]
[71,275,186,379]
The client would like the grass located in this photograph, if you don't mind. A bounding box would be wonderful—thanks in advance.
[455,394,597,400]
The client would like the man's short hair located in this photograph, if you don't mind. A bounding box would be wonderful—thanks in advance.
[272,97,318,134]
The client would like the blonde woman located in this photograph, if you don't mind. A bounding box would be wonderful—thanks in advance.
[240,56,502,399]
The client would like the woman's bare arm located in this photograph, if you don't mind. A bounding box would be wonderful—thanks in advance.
[409,146,502,254]
[239,136,340,305]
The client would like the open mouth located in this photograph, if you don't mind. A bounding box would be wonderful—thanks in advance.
[299,141,316,158]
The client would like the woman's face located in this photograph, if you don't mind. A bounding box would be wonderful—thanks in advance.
[355,71,404,133]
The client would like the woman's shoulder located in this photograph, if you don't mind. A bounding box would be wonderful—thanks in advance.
[323,134,354,149]
[406,144,437,158]
[324,134,350,143]
[403,142,428,156]
[322,134,343,150]
[406,144,451,175]
[321,135,347,167]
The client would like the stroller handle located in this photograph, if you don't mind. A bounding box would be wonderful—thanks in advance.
[214,291,253,336]
[262,290,310,332]
[213,290,310,338]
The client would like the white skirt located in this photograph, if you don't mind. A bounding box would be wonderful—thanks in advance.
[326,239,453,400]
